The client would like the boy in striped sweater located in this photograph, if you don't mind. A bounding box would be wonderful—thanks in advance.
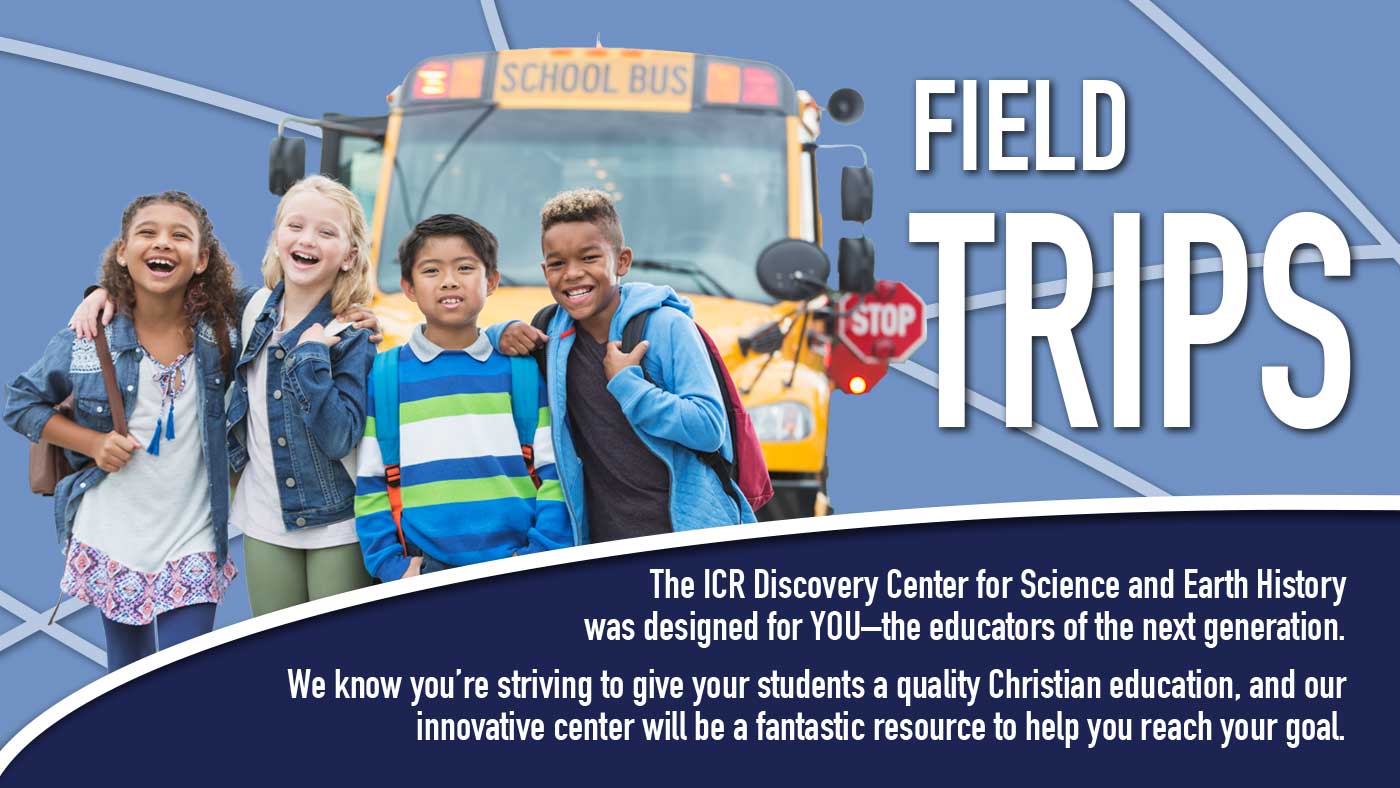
[354,215,569,581]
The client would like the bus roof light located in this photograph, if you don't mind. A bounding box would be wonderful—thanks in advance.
[412,61,451,99]
[448,58,484,99]
[706,63,741,104]
[741,66,779,106]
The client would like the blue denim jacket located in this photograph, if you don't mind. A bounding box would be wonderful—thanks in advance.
[4,314,238,565]
[225,283,373,531]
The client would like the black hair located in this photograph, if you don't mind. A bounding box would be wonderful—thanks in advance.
[397,213,499,282]
[540,189,624,252]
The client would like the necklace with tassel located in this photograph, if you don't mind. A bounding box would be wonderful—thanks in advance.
[141,346,192,457]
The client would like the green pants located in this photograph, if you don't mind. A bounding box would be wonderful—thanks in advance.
[244,537,374,616]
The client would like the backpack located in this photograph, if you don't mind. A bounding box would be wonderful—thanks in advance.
[29,329,125,496]
[371,347,543,553]
[531,304,773,513]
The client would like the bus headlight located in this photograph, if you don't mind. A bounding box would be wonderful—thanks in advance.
[749,402,814,442]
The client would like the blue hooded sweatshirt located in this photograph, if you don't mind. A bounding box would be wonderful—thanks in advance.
[489,282,756,544]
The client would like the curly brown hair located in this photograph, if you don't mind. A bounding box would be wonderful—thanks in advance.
[99,191,240,373]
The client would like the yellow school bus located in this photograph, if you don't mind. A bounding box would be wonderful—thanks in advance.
[282,47,858,520]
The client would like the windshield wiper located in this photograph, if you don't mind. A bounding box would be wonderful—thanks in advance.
[630,258,734,299]
[415,106,498,218]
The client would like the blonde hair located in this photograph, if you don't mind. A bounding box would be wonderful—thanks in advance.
[261,175,373,314]
[540,188,624,252]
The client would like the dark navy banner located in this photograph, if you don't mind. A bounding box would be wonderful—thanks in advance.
[2,510,1384,785]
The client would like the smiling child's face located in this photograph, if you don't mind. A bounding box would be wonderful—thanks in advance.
[541,220,632,331]
[275,191,354,295]
[402,234,498,331]
[118,203,207,299]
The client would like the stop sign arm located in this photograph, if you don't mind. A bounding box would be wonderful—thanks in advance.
[836,280,928,364]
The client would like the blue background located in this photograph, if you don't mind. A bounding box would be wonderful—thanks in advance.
[2,0,1398,741]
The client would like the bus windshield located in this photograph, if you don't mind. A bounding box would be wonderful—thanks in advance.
[378,107,789,303]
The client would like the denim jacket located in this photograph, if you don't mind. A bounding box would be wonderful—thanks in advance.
[4,314,238,565]
[225,283,374,531]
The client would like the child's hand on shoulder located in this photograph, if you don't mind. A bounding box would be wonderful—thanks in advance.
[92,431,142,473]
[335,304,383,344]
[499,322,548,356]
[297,323,341,349]
[69,288,114,340]
[402,556,423,579]
[604,340,649,381]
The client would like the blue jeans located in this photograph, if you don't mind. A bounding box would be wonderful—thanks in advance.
[420,555,453,574]
[102,603,217,673]
[404,539,454,575]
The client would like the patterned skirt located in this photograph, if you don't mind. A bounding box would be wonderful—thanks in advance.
[60,541,238,626]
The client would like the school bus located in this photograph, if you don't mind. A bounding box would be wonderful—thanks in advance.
[275,47,868,521]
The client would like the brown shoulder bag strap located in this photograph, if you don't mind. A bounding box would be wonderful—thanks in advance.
[47,329,127,625]
[91,329,128,435]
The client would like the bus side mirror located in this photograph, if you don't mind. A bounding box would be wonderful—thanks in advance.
[269,136,306,196]
[756,239,830,302]
[841,166,873,223]
[838,237,875,293]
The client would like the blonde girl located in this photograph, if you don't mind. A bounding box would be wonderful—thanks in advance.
[224,175,378,614]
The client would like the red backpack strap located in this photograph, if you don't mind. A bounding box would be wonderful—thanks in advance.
[696,324,772,512]
[385,464,407,556]
[625,308,748,511]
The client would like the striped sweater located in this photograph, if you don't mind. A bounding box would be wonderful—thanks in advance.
[354,332,569,581]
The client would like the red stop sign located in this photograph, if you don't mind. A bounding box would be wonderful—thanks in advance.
[836,280,928,363]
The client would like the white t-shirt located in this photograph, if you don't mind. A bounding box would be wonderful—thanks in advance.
[229,326,358,549]
[72,355,214,573]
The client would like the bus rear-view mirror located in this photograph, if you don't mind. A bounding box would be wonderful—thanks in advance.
[841,166,873,223]
[838,237,875,293]
[756,239,830,302]
[269,136,306,196]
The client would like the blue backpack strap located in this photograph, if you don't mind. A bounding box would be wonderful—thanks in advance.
[509,354,542,488]
[509,355,539,445]
[371,348,408,554]
[372,349,401,468]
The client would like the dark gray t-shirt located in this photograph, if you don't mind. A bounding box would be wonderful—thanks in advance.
[566,334,671,541]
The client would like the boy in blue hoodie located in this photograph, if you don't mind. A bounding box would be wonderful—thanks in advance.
[491,189,754,543]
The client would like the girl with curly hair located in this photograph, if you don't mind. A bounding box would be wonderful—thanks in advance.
[5,191,241,671]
